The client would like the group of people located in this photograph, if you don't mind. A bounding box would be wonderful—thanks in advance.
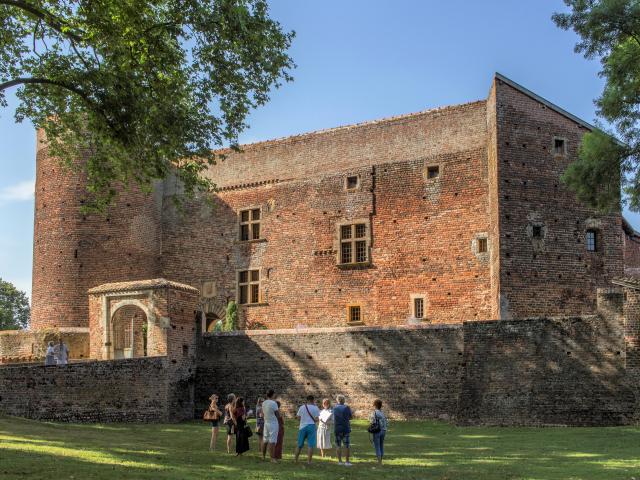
[204,390,388,465]
[44,340,70,366]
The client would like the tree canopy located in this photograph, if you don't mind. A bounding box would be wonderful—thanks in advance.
[553,0,640,212]
[0,278,30,330]
[0,0,294,211]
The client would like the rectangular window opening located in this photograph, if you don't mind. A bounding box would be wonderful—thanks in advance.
[239,208,262,241]
[414,297,424,319]
[346,175,359,190]
[348,305,361,324]
[532,225,543,238]
[478,237,488,253]
[586,230,597,252]
[554,138,566,155]
[427,166,440,179]
[238,269,260,305]
[339,223,369,265]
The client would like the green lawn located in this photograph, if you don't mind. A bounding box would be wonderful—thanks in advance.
[0,415,639,480]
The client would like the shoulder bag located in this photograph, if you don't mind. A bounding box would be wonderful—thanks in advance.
[367,411,381,434]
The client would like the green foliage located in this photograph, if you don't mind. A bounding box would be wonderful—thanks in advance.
[213,319,223,332]
[0,0,294,211]
[0,277,30,330]
[223,300,237,331]
[553,1,640,212]
[1,416,640,479]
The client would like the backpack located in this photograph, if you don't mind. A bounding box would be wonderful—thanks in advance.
[367,411,381,434]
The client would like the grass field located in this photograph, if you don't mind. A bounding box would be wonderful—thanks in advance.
[0,415,639,480]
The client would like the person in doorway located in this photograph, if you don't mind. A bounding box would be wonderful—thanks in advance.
[207,394,223,451]
[274,400,285,460]
[256,397,265,454]
[55,339,69,365]
[369,399,388,465]
[223,394,236,454]
[261,390,280,462]
[232,397,250,456]
[333,394,353,466]
[317,398,334,457]
[44,341,56,366]
[294,395,320,464]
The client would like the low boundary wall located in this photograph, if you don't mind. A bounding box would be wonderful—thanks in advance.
[195,314,637,426]
[0,357,194,422]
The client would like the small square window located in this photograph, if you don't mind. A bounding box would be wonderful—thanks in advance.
[478,237,488,253]
[346,176,359,190]
[553,138,566,156]
[348,305,361,324]
[532,225,543,238]
[414,297,424,319]
[586,230,597,252]
[427,166,440,179]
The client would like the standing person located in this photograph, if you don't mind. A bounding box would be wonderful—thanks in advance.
[223,394,236,454]
[317,398,334,458]
[369,399,388,465]
[256,397,265,454]
[44,341,56,366]
[294,395,320,464]
[232,397,250,456]
[206,394,223,451]
[261,390,280,462]
[274,400,285,460]
[55,339,69,365]
[333,394,353,466]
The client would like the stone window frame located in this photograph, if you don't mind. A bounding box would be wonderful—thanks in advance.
[346,303,364,325]
[236,268,262,305]
[335,218,372,268]
[424,163,442,181]
[472,233,490,259]
[238,206,263,242]
[553,136,567,157]
[344,174,361,192]
[410,294,427,321]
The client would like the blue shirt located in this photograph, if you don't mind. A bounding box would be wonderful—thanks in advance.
[333,404,352,434]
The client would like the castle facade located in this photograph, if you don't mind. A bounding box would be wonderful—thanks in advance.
[31,74,637,334]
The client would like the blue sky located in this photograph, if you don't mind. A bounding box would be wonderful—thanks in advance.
[0,0,635,299]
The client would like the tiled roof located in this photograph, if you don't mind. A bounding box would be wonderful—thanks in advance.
[88,278,199,295]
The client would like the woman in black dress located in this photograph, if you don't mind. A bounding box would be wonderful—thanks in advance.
[232,397,250,455]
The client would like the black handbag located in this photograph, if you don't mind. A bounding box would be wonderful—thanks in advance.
[244,424,253,438]
[367,412,381,434]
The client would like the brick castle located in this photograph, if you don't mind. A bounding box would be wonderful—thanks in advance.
[2,73,640,425]
[30,73,640,338]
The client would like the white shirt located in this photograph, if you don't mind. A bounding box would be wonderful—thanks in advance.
[296,403,320,429]
[319,408,333,426]
[262,399,279,424]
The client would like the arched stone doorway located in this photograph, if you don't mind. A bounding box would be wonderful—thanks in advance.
[111,304,147,359]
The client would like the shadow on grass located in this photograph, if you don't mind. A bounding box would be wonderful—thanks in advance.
[1,416,639,480]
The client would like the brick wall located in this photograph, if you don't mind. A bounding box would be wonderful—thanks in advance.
[0,357,193,422]
[623,221,640,276]
[196,304,638,426]
[195,324,464,420]
[0,329,89,364]
[163,150,492,329]
[493,79,623,318]
[31,130,163,330]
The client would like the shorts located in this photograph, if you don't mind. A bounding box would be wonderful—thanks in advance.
[263,421,279,444]
[210,419,220,428]
[335,431,350,448]
[297,424,317,449]
[225,421,234,436]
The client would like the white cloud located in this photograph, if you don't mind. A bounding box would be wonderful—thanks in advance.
[0,179,34,205]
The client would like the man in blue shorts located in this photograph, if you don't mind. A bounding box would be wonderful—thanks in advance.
[294,394,320,464]
[333,394,353,466]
